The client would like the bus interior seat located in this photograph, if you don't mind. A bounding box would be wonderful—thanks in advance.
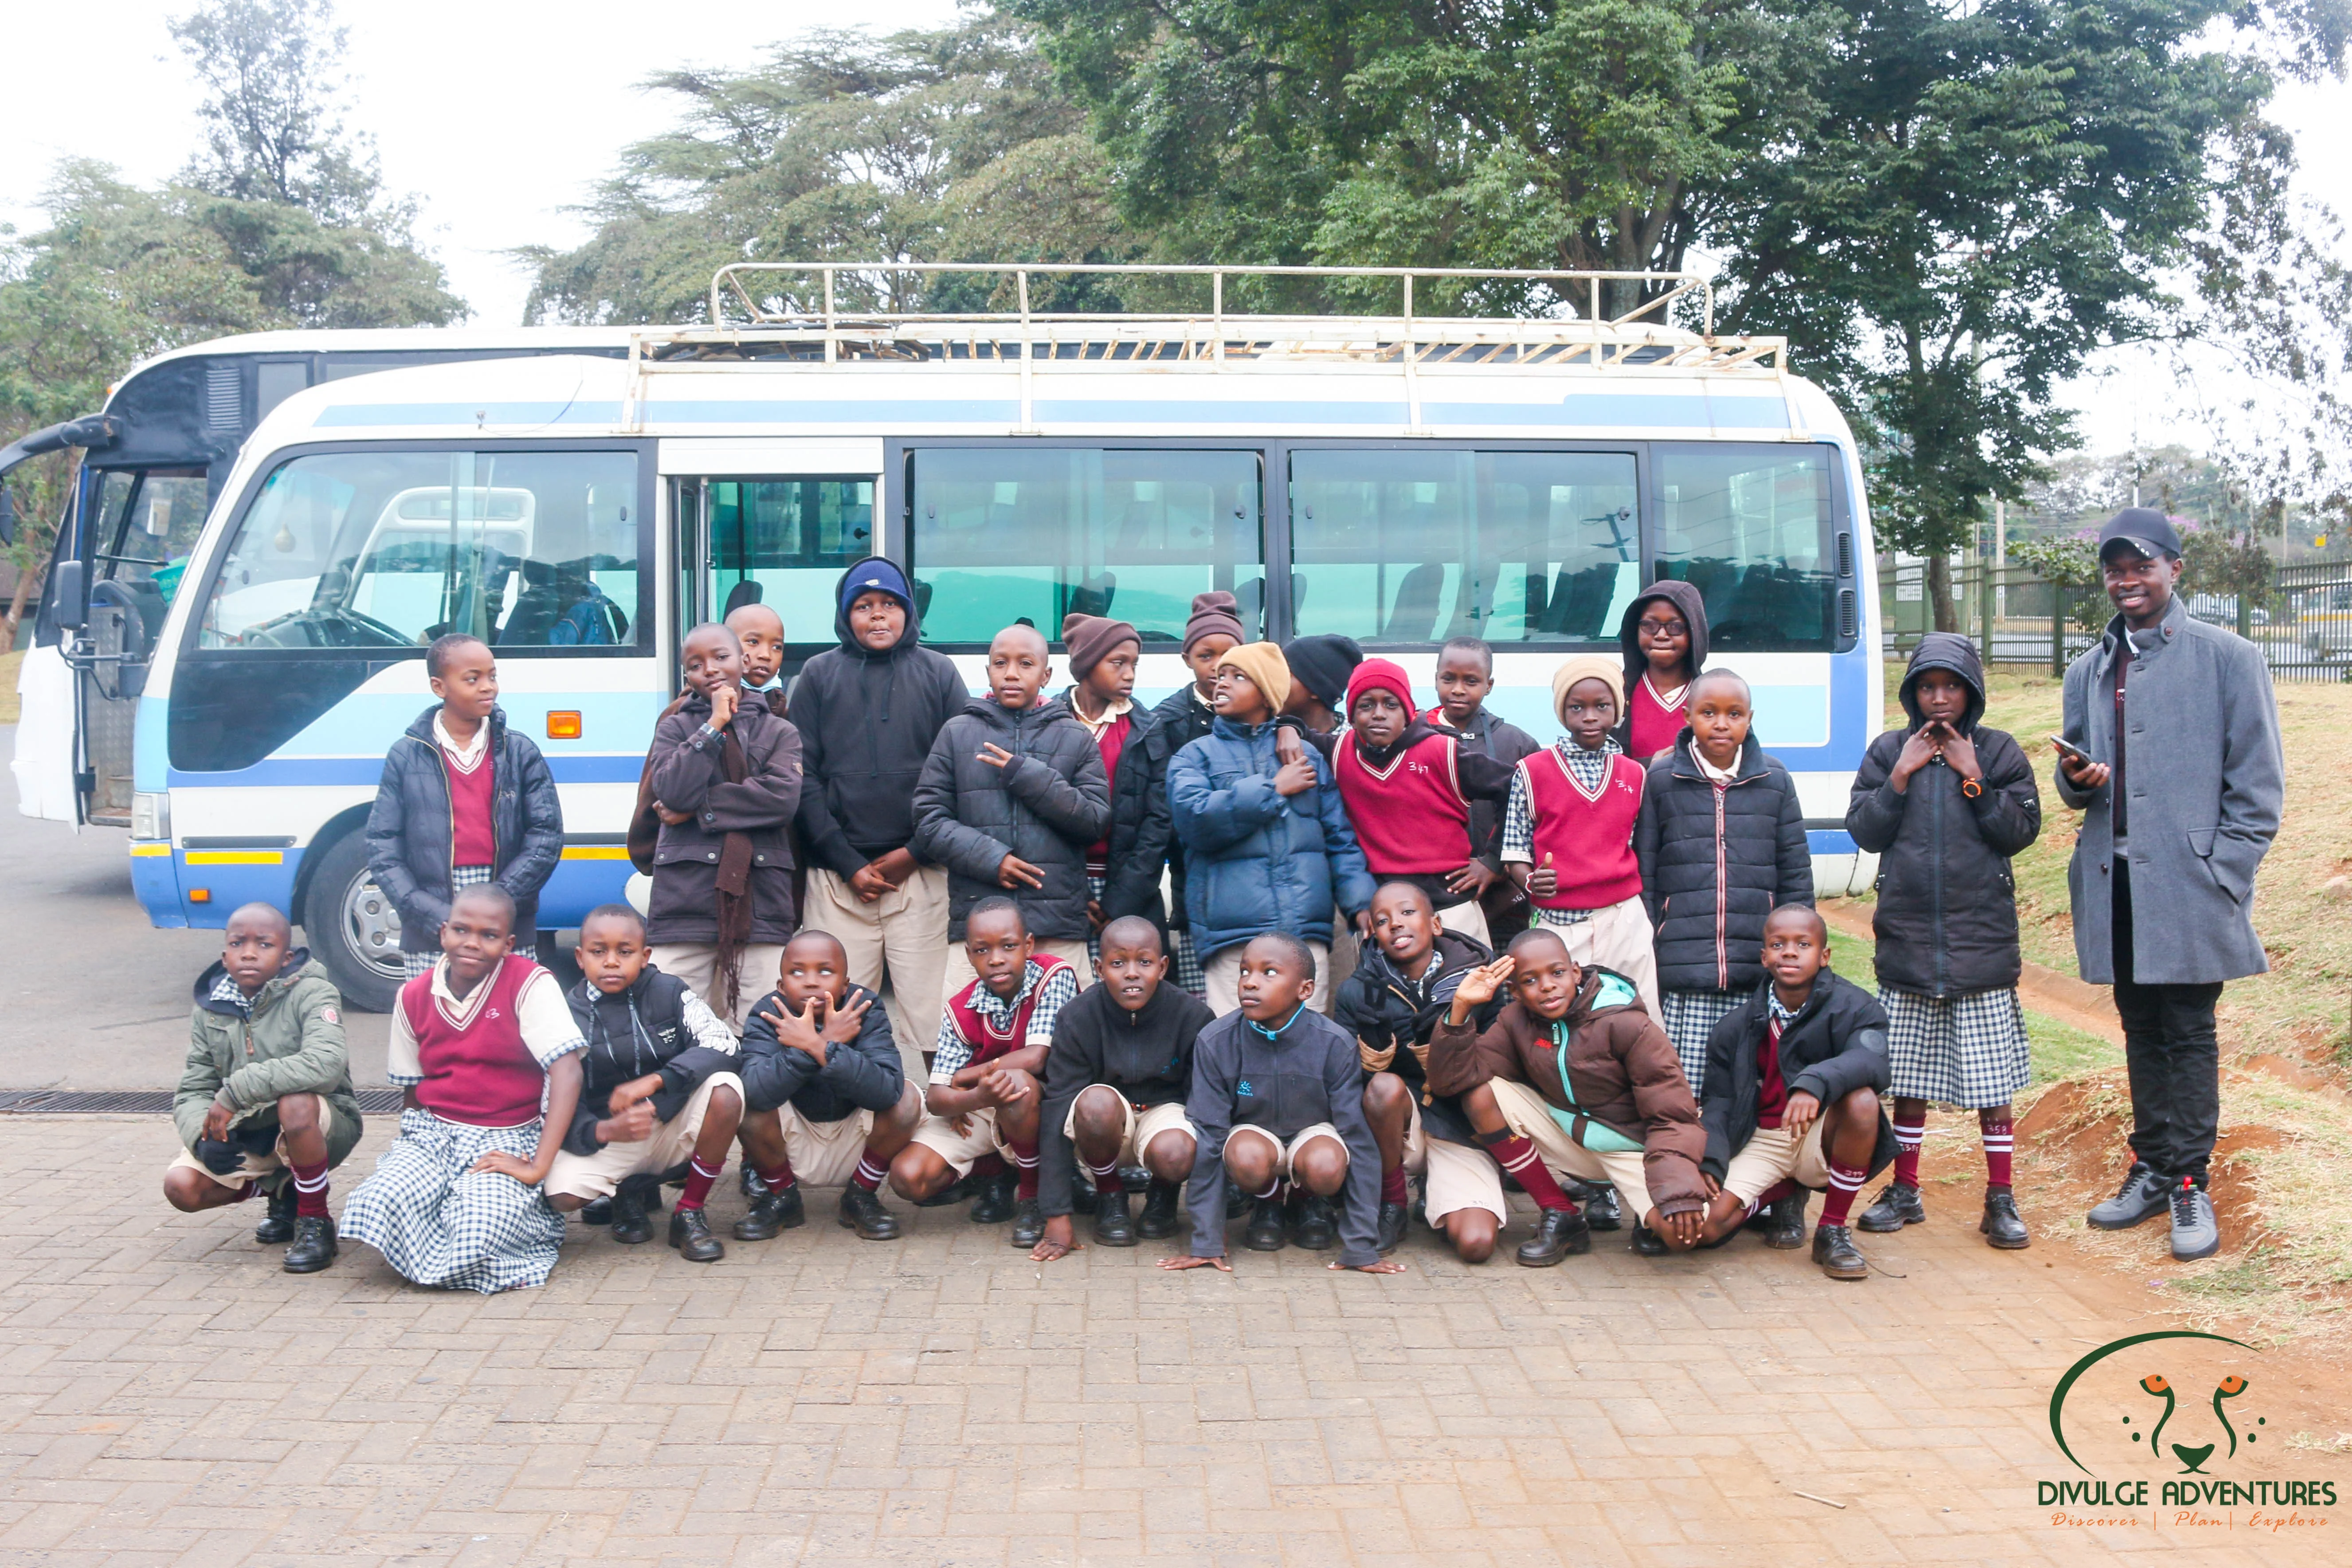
[723,579,765,614]
[1231,574,1292,635]
[1544,563,1621,638]
[1067,575,1117,618]
[1380,563,1448,642]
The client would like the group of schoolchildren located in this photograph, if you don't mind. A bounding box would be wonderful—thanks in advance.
[165,556,2049,1293]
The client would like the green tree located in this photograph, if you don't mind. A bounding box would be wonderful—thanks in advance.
[521,17,1132,325]
[1007,0,1808,317]
[171,0,385,228]
[1707,0,2344,628]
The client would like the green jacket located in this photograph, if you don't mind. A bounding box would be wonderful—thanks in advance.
[173,952,365,1169]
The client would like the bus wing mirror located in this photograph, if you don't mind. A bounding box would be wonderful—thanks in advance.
[0,485,13,546]
[51,559,85,631]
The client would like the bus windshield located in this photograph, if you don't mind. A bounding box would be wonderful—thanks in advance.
[196,449,642,652]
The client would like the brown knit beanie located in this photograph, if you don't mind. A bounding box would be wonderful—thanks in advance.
[1059,613,1141,680]
[1182,590,1246,654]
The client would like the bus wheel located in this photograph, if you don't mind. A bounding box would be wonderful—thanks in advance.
[301,832,407,1013]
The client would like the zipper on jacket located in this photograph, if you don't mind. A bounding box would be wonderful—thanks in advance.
[1929,754,1946,997]
[1713,782,1729,990]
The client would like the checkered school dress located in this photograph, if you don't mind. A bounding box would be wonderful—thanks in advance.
[1168,927,1206,997]
[1086,872,1108,965]
[1659,989,1744,1099]
[402,865,494,977]
[341,1107,570,1294]
[1881,987,2031,1109]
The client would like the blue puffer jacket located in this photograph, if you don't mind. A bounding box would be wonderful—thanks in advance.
[1167,717,1376,959]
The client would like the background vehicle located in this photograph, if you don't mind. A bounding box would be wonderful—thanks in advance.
[15,264,1882,1008]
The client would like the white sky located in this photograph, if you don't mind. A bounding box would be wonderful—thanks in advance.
[3,0,2345,461]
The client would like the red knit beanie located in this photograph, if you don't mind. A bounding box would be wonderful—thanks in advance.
[1345,657,1416,717]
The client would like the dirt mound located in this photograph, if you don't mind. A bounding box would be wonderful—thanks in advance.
[2016,1072,2279,1259]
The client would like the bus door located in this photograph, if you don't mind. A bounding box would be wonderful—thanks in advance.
[662,441,887,673]
[57,466,210,825]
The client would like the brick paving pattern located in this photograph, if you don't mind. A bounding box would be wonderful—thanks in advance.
[1,1116,2340,1566]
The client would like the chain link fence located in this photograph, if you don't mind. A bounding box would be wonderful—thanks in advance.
[1879,559,2352,680]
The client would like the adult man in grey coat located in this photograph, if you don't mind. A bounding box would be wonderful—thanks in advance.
[2055,509,2283,1261]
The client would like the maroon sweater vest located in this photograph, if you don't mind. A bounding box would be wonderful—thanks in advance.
[1333,731,1471,877]
[1517,747,1646,911]
[400,954,545,1127]
[943,954,1073,1069]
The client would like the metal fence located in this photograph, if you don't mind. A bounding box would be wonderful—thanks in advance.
[1878,559,2352,680]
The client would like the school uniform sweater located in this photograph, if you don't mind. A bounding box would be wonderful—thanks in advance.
[1508,743,1647,911]
[1036,981,1218,1219]
[1331,723,1515,907]
[1431,706,1542,871]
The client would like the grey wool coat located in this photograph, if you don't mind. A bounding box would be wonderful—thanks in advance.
[2056,594,2284,985]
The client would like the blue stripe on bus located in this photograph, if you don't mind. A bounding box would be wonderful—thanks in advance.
[167,753,648,788]
[314,401,628,427]
[1807,829,1858,855]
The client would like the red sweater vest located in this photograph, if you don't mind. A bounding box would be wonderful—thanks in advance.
[1085,711,1132,866]
[944,954,1072,1069]
[401,954,546,1127]
[1627,676,1688,761]
[442,746,498,867]
[1334,730,1471,877]
[1517,747,1646,911]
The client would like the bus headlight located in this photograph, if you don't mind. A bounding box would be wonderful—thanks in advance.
[132,792,171,843]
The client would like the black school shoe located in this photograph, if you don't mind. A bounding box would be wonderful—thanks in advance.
[739,1165,765,1200]
[1981,1187,2031,1249]
[1071,1180,1099,1216]
[1375,1200,1409,1255]
[1858,1181,1925,1233]
[1763,1191,1810,1250]
[610,1174,662,1245]
[1225,1179,1253,1219]
[1631,1224,1667,1257]
[1093,1189,1137,1247]
[1516,1206,1591,1267]
[1244,1196,1288,1251]
[916,1171,977,1209]
[1009,1197,1046,1249]
[1580,1185,1622,1232]
[1811,1224,1869,1281]
[1137,1181,1183,1240]
[254,1182,298,1245]
[282,1215,337,1273]
[579,1197,613,1227]
[1292,1194,1338,1251]
[668,1206,725,1262]
[839,1184,901,1240]
[969,1171,1019,1225]
[733,1182,805,1240]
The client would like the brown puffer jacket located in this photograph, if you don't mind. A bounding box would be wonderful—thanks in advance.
[1425,971,1708,1219]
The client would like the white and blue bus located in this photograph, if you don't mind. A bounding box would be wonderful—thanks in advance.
[16,264,1881,1008]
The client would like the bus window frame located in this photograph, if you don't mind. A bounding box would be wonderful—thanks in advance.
[1642,438,1858,657]
[889,436,1277,652]
[172,436,662,664]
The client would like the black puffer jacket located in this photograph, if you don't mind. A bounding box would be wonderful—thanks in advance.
[789,557,971,880]
[1611,579,1711,752]
[1145,685,1218,930]
[365,705,564,954]
[1634,731,1813,993]
[911,696,1113,942]
[644,693,802,945]
[560,966,739,1156]
[1068,690,1174,928]
[1846,634,2042,997]
[735,980,904,1121]
[1700,970,1897,1180]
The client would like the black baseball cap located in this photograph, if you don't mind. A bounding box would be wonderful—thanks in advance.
[2098,508,2182,561]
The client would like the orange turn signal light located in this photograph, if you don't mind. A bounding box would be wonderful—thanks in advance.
[546,711,583,740]
[189,888,212,903]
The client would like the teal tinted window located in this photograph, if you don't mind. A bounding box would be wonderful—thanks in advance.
[706,477,875,642]
[1289,450,1639,644]
[1653,446,1836,650]
[908,449,1266,644]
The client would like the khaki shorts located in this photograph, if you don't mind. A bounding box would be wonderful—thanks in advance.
[1227,1121,1345,1178]
[649,944,789,1034]
[1060,1089,1196,1167]
[1720,1117,1833,1205]
[1399,1099,1510,1227]
[1488,1076,1664,1222]
[908,1103,1014,1178]
[542,1073,743,1201]
[776,1099,877,1187]
[168,1098,348,1190]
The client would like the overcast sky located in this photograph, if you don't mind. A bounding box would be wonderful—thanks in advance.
[3,0,2344,463]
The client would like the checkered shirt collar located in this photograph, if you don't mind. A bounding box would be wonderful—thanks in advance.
[1555,735,1620,791]
[210,973,258,1015]
[968,960,1045,1028]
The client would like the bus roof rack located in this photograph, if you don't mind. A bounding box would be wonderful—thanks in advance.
[658,261,1783,375]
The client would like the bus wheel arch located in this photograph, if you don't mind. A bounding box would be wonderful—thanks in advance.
[296,815,405,1013]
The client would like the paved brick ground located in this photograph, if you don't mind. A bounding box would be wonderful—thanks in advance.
[2,1116,2344,1567]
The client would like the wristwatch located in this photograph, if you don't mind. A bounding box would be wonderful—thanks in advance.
[1960,776,1983,798]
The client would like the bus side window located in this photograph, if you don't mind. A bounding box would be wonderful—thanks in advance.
[703,477,873,639]
[1287,449,1637,646]
[1652,446,1837,651]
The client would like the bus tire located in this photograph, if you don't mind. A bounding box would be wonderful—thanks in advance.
[300,830,408,1013]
